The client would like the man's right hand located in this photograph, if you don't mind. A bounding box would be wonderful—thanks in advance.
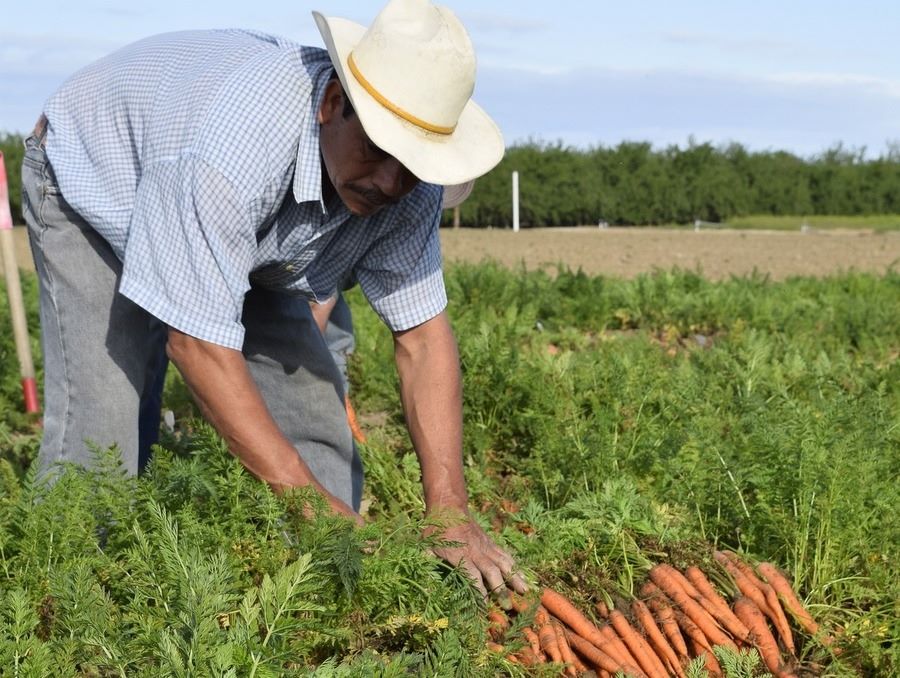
[166,327,361,525]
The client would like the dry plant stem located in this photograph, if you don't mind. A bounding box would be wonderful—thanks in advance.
[632,599,686,678]
[649,564,737,650]
[684,565,753,644]
[733,596,798,678]
[608,608,669,678]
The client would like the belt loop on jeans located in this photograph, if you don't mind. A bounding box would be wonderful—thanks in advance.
[32,114,49,149]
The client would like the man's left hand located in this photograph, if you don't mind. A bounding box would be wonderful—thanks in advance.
[430,515,528,606]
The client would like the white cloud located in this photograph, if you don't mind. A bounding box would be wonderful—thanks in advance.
[0,32,123,76]
[765,72,900,99]
[460,11,550,34]
[661,30,792,55]
[477,64,900,157]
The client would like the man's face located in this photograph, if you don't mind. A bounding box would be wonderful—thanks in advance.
[318,80,420,216]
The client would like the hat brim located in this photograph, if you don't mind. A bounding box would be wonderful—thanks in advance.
[442,180,475,209]
[313,12,505,185]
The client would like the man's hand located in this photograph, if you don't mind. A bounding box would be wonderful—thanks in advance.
[166,327,362,526]
[428,512,528,606]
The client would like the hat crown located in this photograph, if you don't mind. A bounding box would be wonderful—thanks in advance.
[350,0,476,132]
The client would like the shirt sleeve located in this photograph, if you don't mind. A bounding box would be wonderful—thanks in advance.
[354,191,447,332]
[118,155,255,349]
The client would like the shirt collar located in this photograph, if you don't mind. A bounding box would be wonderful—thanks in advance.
[292,63,331,212]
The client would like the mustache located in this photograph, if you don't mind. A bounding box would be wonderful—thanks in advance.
[347,183,397,208]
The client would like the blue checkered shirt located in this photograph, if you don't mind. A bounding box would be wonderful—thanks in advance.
[42,29,446,350]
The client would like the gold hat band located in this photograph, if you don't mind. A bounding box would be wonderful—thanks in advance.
[347,53,456,135]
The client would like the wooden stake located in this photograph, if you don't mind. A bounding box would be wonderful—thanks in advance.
[0,152,40,413]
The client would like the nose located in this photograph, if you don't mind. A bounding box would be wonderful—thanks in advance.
[373,156,418,199]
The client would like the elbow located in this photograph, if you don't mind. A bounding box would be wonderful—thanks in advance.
[165,327,194,368]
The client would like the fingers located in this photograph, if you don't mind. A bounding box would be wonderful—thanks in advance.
[431,521,528,603]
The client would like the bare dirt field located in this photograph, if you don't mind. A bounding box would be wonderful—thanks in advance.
[440,226,900,280]
[5,225,900,281]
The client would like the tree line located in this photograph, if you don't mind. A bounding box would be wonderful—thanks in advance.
[3,132,899,227]
[450,140,900,227]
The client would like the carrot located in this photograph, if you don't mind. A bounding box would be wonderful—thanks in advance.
[733,596,798,678]
[537,617,563,665]
[757,562,833,647]
[570,649,589,674]
[672,607,713,653]
[344,395,366,443]
[717,552,794,651]
[511,591,539,615]
[714,551,775,614]
[487,641,504,653]
[486,606,509,641]
[553,620,579,677]
[522,626,546,663]
[684,565,753,644]
[718,551,765,588]
[687,635,723,677]
[632,599,685,678]
[565,628,645,677]
[642,584,690,660]
[608,608,669,678]
[514,645,541,666]
[714,552,795,652]
[648,564,738,650]
[762,580,796,654]
[600,622,644,671]
[595,599,610,618]
[540,588,612,657]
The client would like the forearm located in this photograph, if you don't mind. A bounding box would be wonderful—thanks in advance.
[166,328,325,493]
[394,312,469,514]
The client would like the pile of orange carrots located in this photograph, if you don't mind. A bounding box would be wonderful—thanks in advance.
[487,550,834,677]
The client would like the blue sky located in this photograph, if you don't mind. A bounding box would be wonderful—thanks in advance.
[2,0,899,158]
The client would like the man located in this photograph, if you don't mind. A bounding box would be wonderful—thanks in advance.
[311,180,475,397]
[20,0,525,598]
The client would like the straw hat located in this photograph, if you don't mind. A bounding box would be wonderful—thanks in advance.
[441,180,474,209]
[313,0,504,186]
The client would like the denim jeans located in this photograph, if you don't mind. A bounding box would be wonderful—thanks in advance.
[323,293,355,396]
[20,134,362,510]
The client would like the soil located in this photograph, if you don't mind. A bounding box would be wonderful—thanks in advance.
[439,226,900,280]
[6,225,900,281]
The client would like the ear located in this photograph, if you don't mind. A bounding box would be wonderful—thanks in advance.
[318,80,345,124]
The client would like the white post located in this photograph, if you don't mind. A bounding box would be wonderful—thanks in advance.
[512,170,520,232]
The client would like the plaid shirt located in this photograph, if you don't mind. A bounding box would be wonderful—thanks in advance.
[42,29,446,350]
